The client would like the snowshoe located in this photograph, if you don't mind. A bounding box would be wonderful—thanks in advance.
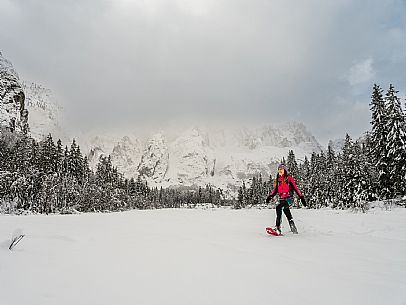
[266,227,282,236]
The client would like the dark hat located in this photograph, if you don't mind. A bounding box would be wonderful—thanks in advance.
[278,163,286,170]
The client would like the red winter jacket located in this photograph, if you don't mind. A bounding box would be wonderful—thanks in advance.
[267,175,303,201]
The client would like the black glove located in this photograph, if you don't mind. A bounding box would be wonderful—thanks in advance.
[266,195,273,203]
[300,196,307,207]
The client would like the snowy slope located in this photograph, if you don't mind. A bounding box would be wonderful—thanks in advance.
[1,207,405,305]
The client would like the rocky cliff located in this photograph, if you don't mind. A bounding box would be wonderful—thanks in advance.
[0,52,28,133]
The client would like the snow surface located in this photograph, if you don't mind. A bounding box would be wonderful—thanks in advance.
[1,207,406,305]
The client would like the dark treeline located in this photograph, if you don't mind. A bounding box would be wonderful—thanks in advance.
[238,84,406,210]
[0,130,227,214]
[236,174,274,209]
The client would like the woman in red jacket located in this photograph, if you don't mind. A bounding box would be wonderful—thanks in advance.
[266,163,307,235]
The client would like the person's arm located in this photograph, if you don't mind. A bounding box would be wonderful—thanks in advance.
[266,182,278,203]
[288,176,302,197]
[288,176,307,207]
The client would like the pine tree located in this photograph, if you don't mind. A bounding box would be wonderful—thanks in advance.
[63,146,69,173]
[39,134,57,174]
[56,139,64,174]
[403,101,406,194]
[250,176,257,206]
[237,187,243,209]
[307,152,325,208]
[0,127,11,170]
[17,133,33,175]
[82,156,92,182]
[362,132,379,200]
[30,139,40,170]
[258,173,267,204]
[340,134,357,208]
[68,139,85,183]
[369,84,391,199]
[128,178,136,196]
[325,141,338,206]
[135,175,145,196]
[298,156,311,207]
[287,150,299,179]
[385,84,406,196]
[318,152,328,207]
[352,141,372,210]
[96,155,113,186]
[241,181,247,208]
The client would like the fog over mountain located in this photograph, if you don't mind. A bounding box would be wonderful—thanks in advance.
[2,0,406,144]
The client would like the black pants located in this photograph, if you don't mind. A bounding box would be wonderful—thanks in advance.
[276,199,293,227]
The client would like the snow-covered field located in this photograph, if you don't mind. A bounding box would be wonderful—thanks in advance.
[1,207,406,305]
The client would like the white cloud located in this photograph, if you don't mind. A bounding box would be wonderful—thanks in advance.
[1,0,406,142]
[175,0,214,16]
[347,58,375,86]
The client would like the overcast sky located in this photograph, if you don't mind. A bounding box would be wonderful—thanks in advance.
[1,0,406,144]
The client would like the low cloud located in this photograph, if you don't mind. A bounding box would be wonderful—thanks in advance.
[347,58,375,86]
[1,0,406,144]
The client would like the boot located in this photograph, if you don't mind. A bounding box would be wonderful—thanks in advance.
[289,219,298,234]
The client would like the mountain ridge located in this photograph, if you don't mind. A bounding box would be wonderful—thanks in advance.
[81,122,322,191]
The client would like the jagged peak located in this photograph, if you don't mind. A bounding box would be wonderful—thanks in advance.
[0,52,20,80]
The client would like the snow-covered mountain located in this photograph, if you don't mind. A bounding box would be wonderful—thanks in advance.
[1,52,323,190]
[137,133,170,183]
[0,52,63,141]
[21,81,64,141]
[0,52,28,133]
[82,123,322,190]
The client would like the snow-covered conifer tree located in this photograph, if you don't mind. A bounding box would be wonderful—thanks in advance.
[55,139,64,174]
[339,134,357,208]
[287,150,299,178]
[39,134,57,174]
[298,156,311,206]
[352,141,371,210]
[384,84,406,196]
[325,141,338,206]
[370,84,391,198]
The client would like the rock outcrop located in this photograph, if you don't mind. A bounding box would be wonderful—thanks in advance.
[0,52,28,133]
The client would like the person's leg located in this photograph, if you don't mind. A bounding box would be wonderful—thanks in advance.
[283,204,293,221]
[283,204,298,233]
[275,202,283,228]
